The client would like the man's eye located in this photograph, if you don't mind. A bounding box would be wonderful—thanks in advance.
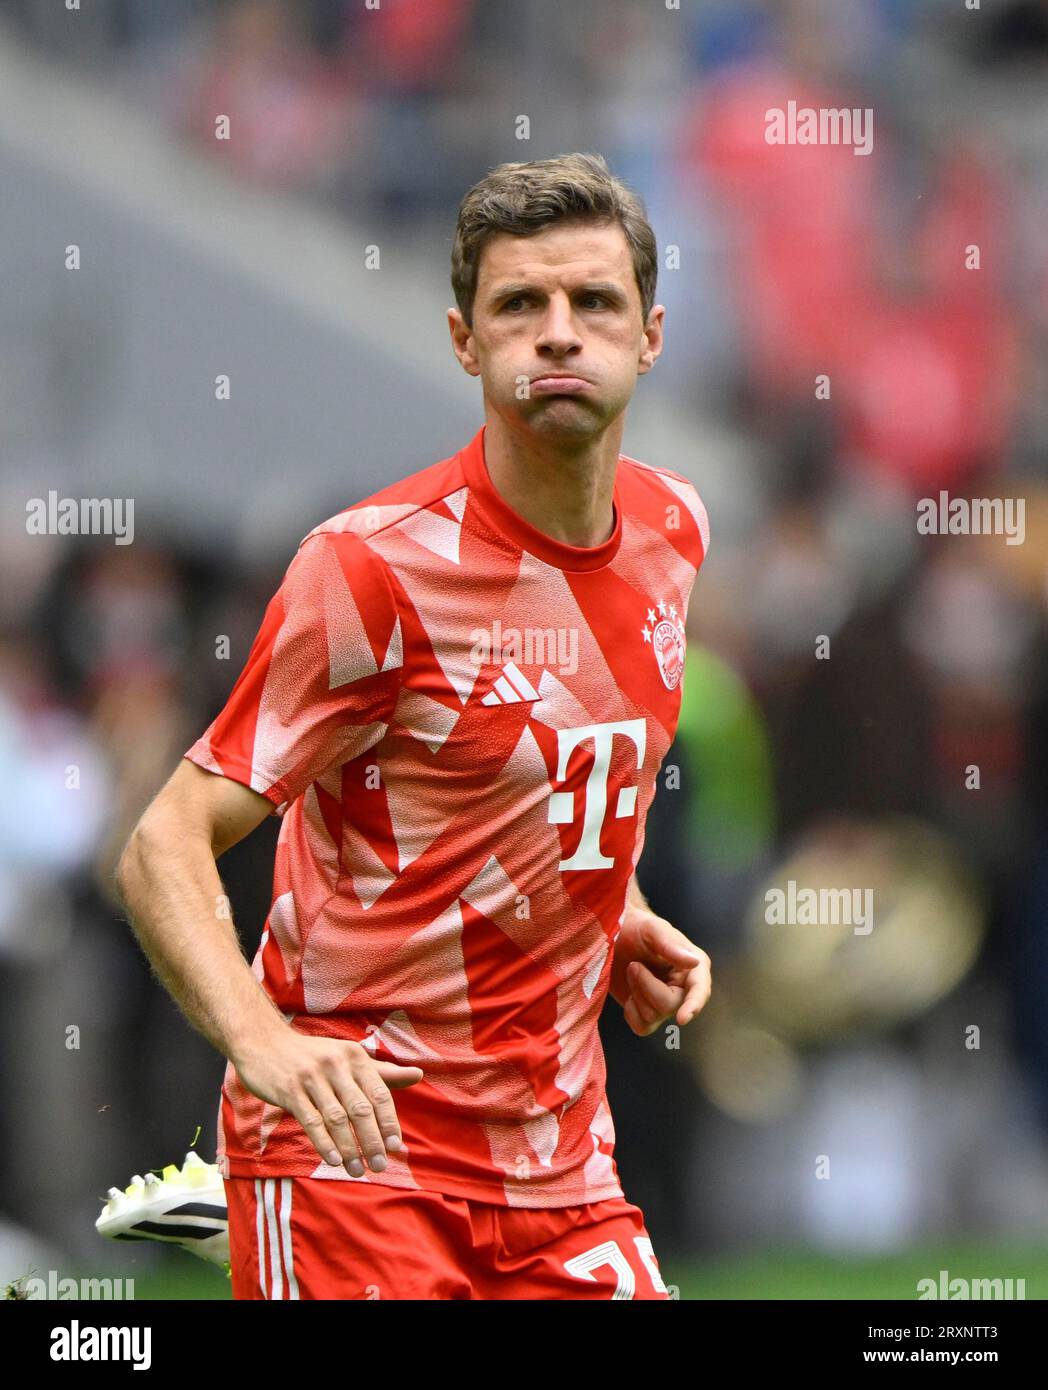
[580,294,608,309]
[503,296,527,311]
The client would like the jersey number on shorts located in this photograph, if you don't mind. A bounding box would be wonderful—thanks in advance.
[562,1236,668,1300]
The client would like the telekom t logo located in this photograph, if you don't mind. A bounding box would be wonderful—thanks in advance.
[547,719,647,870]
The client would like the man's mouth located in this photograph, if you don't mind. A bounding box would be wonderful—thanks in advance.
[529,376,591,396]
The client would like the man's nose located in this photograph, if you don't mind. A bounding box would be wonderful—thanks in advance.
[535,294,582,354]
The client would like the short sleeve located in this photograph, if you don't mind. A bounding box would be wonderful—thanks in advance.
[184,530,403,814]
[652,468,709,572]
[676,477,710,570]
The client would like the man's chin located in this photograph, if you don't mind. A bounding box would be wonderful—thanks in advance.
[524,396,604,436]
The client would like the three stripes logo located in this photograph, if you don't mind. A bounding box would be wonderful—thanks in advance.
[111,1195,228,1249]
[480,661,541,706]
[256,1176,299,1300]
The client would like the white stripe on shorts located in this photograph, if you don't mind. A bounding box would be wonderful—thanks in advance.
[263,1178,283,1299]
[279,1178,299,1299]
[254,1178,267,1298]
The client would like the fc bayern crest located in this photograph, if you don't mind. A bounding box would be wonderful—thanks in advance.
[642,599,686,690]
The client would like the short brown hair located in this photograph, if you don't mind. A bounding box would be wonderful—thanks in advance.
[451,152,658,328]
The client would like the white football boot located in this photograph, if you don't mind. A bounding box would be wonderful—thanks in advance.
[96,1151,230,1273]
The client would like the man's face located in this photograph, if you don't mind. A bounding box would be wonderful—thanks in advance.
[449,219,663,442]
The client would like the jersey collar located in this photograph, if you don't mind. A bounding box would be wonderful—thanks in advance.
[459,424,623,573]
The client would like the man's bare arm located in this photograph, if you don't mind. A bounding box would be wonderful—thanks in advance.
[625,872,649,913]
[115,759,422,1173]
[115,759,282,1060]
[610,872,652,1009]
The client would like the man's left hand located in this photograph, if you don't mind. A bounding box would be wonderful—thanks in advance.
[610,908,712,1038]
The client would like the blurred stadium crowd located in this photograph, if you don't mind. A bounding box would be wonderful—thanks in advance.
[1,0,1047,1276]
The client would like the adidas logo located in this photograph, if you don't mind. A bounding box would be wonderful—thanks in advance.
[480,662,541,706]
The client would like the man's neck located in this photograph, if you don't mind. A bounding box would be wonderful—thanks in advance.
[481,412,622,548]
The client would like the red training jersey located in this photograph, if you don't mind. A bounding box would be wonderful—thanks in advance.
[185,423,709,1207]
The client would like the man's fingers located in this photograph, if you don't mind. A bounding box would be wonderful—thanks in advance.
[348,1055,415,1160]
[637,916,704,968]
[677,969,713,1025]
[322,1053,398,1173]
[297,1076,363,1172]
[624,993,662,1038]
[620,916,713,1034]
[625,967,681,1045]
[374,1061,425,1088]
[235,1036,424,1172]
[661,940,704,967]
[627,960,684,1029]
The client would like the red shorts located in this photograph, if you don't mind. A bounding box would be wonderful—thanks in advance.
[226,1175,672,1301]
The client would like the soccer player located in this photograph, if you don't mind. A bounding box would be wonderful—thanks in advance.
[115,151,712,1300]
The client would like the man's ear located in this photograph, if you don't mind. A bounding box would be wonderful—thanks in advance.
[638,304,665,374]
[448,307,481,377]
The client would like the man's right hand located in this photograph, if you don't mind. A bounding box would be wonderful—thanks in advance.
[233,1028,424,1176]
